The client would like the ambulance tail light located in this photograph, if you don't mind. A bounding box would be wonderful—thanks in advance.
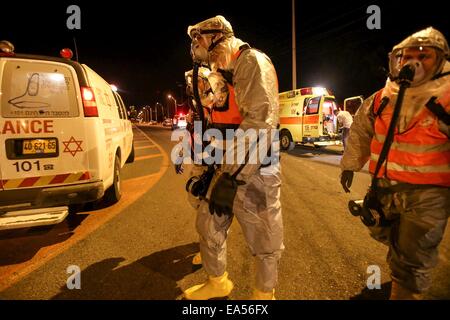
[81,87,98,117]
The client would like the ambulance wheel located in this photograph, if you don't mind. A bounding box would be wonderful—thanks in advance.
[105,155,122,204]
[126,143,135,163]
[280,131,294,151]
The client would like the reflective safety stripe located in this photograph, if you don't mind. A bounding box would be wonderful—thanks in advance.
[373,134,450,153]
[371,141,450,166]
[279,115,320,125]
[1,172,91,189]
[370,156,450,173]
[33,175,57,187]
[369,160,450,185]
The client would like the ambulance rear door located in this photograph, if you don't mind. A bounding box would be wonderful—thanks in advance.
[344,96,364,116]
[0,57,92,192]
[322,96,339,136]
[302,96,321,139]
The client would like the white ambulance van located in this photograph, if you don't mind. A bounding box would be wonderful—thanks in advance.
[0,42,134,230]
[279,87,341,150]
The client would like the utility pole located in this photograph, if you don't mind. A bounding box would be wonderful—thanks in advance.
[292,0,297,90]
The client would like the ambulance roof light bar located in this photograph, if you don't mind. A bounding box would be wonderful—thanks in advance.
[299,87,330,96]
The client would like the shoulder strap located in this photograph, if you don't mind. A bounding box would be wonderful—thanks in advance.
[371,89,389,117]
[431,71,450,81]
[375,97,390,117]
[425,97,450,126]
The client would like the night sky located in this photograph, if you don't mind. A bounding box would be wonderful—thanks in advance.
[1,0,449,110]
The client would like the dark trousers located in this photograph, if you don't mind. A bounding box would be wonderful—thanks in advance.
[342,127,350,150]
[369,186,450,293]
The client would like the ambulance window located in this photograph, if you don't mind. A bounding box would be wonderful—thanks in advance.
[1,61,79,118]
[116,94,128,120]
[112,91,127,119]
[112,91,124,119]
[305,97,320,114]
[121,105,128,120]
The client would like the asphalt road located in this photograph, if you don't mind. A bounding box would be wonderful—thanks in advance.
[0,125,449,300]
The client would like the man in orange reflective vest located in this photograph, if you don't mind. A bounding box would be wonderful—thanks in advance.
[183,15,283,300]
[340,27,450,299]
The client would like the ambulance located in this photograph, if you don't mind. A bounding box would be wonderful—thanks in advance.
[279,87,341,150]
[0,42,134,230]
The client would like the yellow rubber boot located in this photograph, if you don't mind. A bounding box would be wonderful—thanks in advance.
[250,288,276,300]
[389,281,422,300]
[184,271,234,300]
[192,252,202,265]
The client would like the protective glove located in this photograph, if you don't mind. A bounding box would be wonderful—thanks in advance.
[340,170,354,193]
[208,172,245,217]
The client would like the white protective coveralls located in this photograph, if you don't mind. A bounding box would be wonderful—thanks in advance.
[184,15,284,300]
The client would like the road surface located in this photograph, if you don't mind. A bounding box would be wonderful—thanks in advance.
[0,125,449,300]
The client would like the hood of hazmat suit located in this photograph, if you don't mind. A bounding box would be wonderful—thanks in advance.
[188,15,280,181]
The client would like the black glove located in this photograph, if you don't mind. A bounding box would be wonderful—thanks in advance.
[340,170,354,193]
[208,172,245,217]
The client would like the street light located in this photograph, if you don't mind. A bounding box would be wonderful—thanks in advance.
[168,94,177,115]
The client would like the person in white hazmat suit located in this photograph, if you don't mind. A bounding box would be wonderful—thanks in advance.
[183,15,284,300]
[340,27,450,299]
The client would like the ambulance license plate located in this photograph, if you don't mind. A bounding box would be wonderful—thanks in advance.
[22,138,58,155]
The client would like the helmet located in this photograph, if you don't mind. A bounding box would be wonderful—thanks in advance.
[392,27,449,56]
[187,16,234,62]
[389,27,449,86]
[187,15,233,40]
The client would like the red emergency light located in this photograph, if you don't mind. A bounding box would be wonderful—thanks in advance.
[60,48,73,59]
